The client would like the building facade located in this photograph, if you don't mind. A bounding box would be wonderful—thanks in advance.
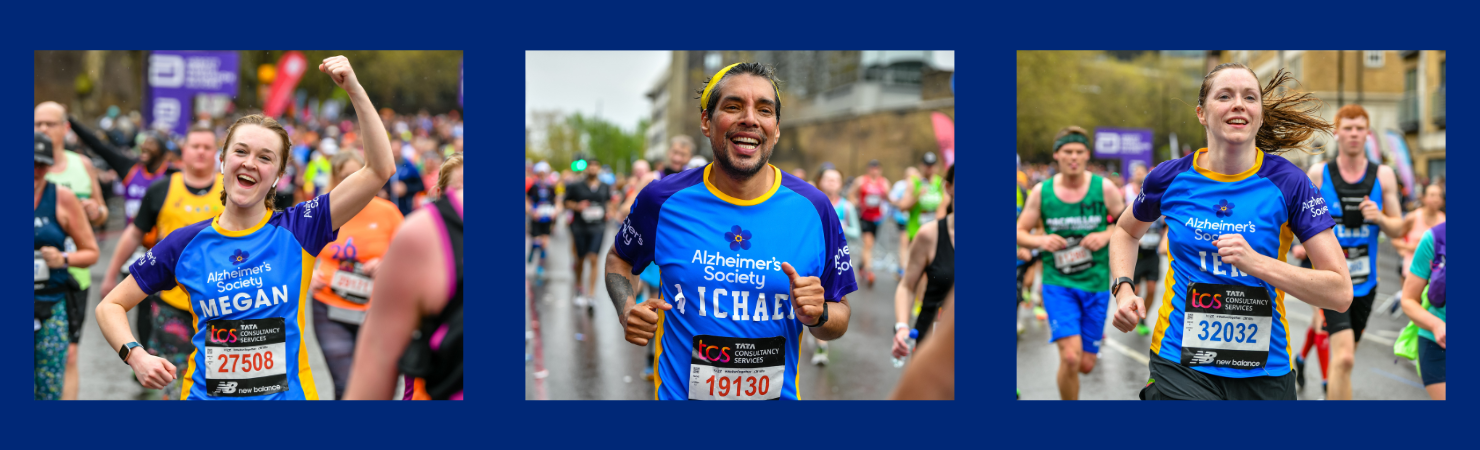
[1209,50,1444,184]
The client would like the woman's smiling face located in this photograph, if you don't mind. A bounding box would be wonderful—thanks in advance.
[1198,68,1263,147]
[222,124,284,209]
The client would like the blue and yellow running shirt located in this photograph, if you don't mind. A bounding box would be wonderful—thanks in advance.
[616,164,857,400]
[1134,149,1334,378]
[130,194,337,400]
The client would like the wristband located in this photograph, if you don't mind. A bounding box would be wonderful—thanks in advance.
[895,322,910,333]
[806,302,829,328]
[62,252,69,267]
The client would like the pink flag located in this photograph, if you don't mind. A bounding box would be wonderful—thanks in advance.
[263,51,307,118]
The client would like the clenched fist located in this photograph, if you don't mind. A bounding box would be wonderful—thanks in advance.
[319,56,363,95]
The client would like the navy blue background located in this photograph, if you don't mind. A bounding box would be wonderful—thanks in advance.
[9,1,1467,448]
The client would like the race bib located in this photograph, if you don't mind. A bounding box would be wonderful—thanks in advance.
[689,335,786,400]
[125,199,141,220]
[582,205,605,222]
[34,251,50,285]
[535,204,556,221]
[326,303,366,325]
[1051,236,1094,274]
[864,194,882,208]
[331,265,373,304]
[203,318,289,397]
[1343,245,1370,284]
[1181,283,1273,369]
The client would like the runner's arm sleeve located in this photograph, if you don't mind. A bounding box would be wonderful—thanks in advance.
[68,116,139,172]
[130,177,171,234]
[1132,161,1176,222]
[818,197,859,302]
[1408,230,1435,279]
[128,226,191,295]
[281,193,340,257]
[612,186,658,273]
[1281,171,1337,242]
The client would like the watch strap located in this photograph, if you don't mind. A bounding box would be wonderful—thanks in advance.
[1111,277,1135,297]
[118,341,141,364]
[806,301,829,328]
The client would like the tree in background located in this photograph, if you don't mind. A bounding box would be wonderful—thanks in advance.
[1017,51,1208,165]
[527,110,648,175]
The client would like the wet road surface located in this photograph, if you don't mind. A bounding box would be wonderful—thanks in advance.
[1017,239,1430,400]
[525,215,925,400]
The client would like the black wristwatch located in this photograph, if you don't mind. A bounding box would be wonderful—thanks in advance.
[805,302,829,328]
[1111,277,1135,297]
[118,342,142,364]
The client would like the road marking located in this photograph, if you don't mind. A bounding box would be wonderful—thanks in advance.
[1105,338,1150,365]
[1368,367,1426,390]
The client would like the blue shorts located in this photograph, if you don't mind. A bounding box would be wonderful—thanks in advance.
[1042,284,1108,354]
[1418,336,1446,386]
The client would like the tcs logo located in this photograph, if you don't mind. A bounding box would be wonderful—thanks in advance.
[208,324,239,343]
[1189,288,1222,309]
[695,339,732,363]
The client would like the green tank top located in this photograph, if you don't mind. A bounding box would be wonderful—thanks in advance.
[907,175,944,239]
[1040,174,1109,291]
[44,151,93,289]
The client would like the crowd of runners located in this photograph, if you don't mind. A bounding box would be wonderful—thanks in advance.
[35,56,464,400]
[1016,63,1446,400]
[525,62,956,399]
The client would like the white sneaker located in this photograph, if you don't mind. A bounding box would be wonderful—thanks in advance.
[811,350,828,366]
[573,295,588,307]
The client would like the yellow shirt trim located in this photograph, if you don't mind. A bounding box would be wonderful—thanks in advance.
[212,207,273,237]
[703,163,782,206]
[1192,148,1264,183]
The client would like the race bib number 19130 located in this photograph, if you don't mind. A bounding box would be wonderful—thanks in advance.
[689,335,786,400]
[203,318,289,397]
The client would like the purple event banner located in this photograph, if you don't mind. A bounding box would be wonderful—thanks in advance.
[1093,127,1153,177]
[146,51,239,136]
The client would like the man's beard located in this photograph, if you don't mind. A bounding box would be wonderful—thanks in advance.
[713,138,772,181]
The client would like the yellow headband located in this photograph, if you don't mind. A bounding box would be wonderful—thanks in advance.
[699,62,780,112]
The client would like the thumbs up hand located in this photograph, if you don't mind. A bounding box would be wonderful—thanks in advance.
[622,296,672,346]
[781,262,825,326]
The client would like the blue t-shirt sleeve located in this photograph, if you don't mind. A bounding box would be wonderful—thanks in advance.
[1281,172,1335,242]
[280,193,339,257]
[819,198,858,302]
[614,187,659,274]
[128,222,198,294]
[1133,161,1179,222]
[1409,230,1436,279]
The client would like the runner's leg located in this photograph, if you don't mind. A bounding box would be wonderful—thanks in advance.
[1327,329,1354,399]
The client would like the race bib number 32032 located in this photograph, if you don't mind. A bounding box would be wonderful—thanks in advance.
[203,318,289,397]
[1181,283,1273,369]
[689,335,786,400]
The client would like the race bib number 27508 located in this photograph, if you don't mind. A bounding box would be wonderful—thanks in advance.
[203,318,289,397]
